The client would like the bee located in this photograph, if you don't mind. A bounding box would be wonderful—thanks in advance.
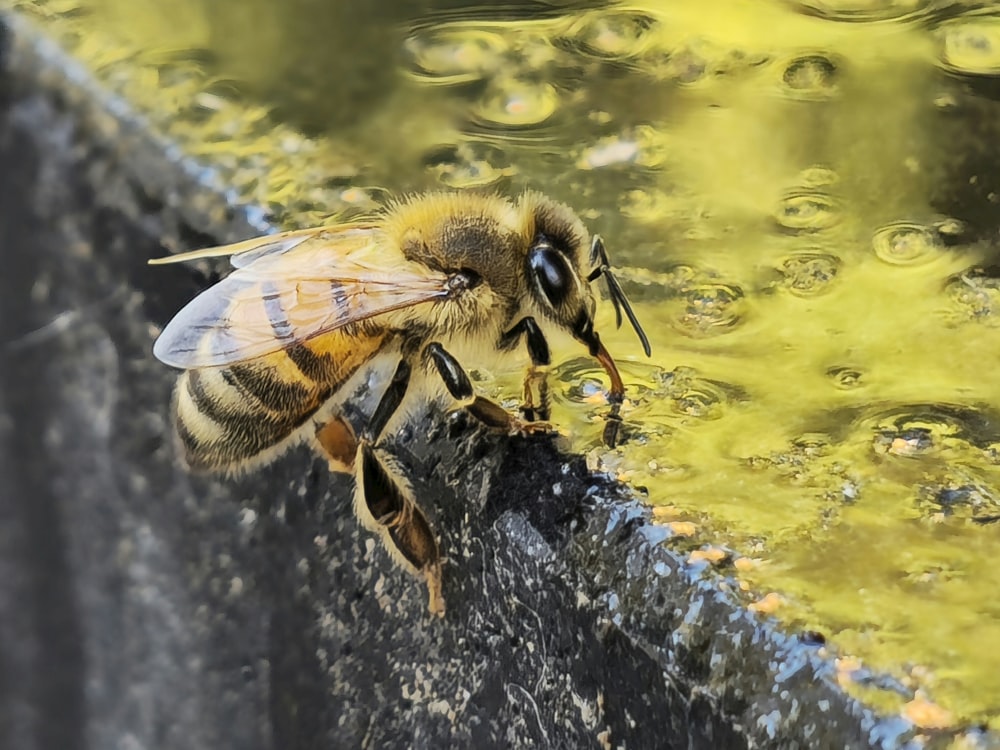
[150,191,650,617]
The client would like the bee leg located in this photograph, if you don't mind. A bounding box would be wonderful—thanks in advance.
[314,415,358,474]
[354,440,444,617]
[498,317,551,422]
[363,358,412,442]
[425,342,551,436]
[349,356,444,616]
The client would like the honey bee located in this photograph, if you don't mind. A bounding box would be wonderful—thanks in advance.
[150,191,650,616]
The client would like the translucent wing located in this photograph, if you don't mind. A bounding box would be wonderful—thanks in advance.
[153,226,451,369]
[147,222,373,267]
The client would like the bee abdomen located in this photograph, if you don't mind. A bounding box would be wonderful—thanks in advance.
[171,330,388,472]
[175,364,325,472]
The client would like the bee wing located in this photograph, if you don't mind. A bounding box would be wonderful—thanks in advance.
[153,228,451,369]
[147,222,376,268]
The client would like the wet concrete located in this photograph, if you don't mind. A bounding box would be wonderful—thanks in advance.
[0,9,948,749]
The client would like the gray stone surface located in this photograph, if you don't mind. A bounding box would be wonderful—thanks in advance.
[0,10,934,750]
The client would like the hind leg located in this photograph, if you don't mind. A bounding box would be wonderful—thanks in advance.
[314,414,358,474]
[353,441,444,617]
[313,359,444,617]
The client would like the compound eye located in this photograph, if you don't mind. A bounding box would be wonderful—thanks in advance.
[527,245,573,308]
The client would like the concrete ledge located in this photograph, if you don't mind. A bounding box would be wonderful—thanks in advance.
[0,10,924,749]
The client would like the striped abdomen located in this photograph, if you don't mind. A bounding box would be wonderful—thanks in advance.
[174,329,387,472]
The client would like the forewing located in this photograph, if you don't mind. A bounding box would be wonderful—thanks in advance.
[147,222,375,267]
[153,229,450,369]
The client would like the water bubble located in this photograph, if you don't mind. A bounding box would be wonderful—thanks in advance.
[863,406,976,460]
[657,366,741,420]
[944,267,1000,322]
[422,141,514,189]
[938,18,1000,77]
[825,365,865,390]
[918,479,1000,523]
[774,190,841,232]
[403,27,508,84]
[779,252,841,296]
[471,78,560,128]
[641,44,708,85]
[779,54,839,98]
[871,221,943,266]
[562,9,659,61]
[670,283,745,338]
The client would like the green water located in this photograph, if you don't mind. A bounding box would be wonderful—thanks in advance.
[16,0,1000,730]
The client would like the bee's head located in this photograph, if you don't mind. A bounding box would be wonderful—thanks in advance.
[519,193,650,364]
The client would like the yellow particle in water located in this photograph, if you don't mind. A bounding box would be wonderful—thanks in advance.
[733,556,757,572]
[748,592,784,615]
[667,521,697,537]
[902,695,954,730]
[835,656,863,689]
[688,547,726,565]
[650,505,681,521]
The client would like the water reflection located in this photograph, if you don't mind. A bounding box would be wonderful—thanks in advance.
[19,0,1000,729]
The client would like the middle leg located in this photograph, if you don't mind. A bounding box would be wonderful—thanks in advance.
[424,341,551,436]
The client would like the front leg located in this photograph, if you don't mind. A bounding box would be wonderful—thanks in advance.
[425,342,551,435]
[498,317,551,421]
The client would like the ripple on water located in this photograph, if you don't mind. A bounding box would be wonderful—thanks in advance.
[871,221,944,266]
[825,365,865,390]
[859,404,990,460]
[656,366,745,421]
[784,0,932,23]
[778,252,841,296]
[945,267,1000,323]
[774,190,841,232]
[470,77,560,129]
[937,16,1000,77]
[917,477,1000,524]
[559,9,660,62]
[777,53,840,99]
[422,140,514,189]
[403,26,509,85]
[669,282,745,338]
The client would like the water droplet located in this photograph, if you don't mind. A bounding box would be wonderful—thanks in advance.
[779,252,841,296]
[774,190,840,232]
[871,221,943,266]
